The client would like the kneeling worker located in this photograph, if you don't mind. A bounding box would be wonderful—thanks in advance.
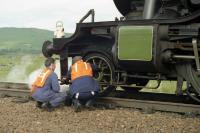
[66,56,100,112]
[31,57,67,111]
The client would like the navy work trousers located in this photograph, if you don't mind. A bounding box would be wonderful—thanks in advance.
[74,91,97,105]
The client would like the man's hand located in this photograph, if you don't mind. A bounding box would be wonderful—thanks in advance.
[60,77,70,85]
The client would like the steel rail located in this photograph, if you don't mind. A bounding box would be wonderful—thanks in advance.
[0,82,28,90]
[0,82,200,114]
[0,88,29,97]
[0,82,29,97]
[96,97,200,115]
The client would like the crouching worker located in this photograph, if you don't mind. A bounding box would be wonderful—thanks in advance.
[31,57,67,111]
[66,56,100,112]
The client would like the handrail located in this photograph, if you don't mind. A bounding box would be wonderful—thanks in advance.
[79,9,95,23]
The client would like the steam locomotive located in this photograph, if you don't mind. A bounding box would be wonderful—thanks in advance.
[42,0,200,102]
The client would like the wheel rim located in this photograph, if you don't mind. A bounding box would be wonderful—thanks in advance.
[176,63,200,102]
[186,64,200,95]
[86,56,113,92]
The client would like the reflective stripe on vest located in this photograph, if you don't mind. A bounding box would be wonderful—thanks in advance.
[30,68,52,95]
[71,60,93,81]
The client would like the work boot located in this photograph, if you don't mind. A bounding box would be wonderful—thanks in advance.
[41,102,54,112]
[36,101,43,109]
[85,99,95,111]
[65,96,72,106]
[72,99,82,112]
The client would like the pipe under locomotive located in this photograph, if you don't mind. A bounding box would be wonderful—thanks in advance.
[42,0,200,102]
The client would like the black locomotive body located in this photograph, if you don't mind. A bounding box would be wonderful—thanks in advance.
[43,0,200,101]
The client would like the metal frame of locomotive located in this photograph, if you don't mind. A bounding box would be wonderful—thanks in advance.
[43,0,200,102]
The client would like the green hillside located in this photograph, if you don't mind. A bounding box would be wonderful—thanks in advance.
[0,27,70,54]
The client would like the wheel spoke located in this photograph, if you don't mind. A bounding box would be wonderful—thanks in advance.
[98,60,103,68]
[85,55,114,93]
[101,66,109,71]
[103,73,111,76]
[103,79,108,83]
[92,59,96,65]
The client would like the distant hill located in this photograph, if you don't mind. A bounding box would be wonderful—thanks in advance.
[0,27,70,54]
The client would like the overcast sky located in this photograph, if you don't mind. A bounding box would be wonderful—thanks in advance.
[0,0,121,33]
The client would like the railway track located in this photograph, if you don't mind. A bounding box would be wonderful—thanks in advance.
[0,82,200,115]
[0,82,29,98]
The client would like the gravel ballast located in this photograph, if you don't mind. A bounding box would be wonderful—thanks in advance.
[0,97,199,133]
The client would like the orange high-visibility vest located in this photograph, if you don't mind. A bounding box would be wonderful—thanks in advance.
[71,60,93,81]
[30,68,52,95]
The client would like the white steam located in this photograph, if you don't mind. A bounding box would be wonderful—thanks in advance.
[6,55,32,83]
[55,59,61,79]
[5,56,71,92]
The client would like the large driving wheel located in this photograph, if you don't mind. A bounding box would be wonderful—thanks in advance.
[84,53,116,94]
[176,63,200,102]
[186,64,200,94]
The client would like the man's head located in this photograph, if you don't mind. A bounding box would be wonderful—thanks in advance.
[45,57,56,71]
[72,56,82,65]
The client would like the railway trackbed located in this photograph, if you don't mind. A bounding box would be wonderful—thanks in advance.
[0,82,200,115]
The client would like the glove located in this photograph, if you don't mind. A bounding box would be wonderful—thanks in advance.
[61,77,70,85]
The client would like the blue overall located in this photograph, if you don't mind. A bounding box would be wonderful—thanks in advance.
[69,76,100,104]
[32,72,66,107]
[67,67,100,103]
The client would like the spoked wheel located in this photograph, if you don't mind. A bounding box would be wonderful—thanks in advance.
[186,82,200,102]
[186,64,200,94]
[84,53,116,94]
[176,63,200,102]
[185,64,200,102]
[121,79,149,92]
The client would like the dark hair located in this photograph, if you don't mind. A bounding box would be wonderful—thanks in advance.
[72,56,82,64]
[45,57,55,67]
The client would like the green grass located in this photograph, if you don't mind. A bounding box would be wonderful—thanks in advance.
[25,55,45,75]
[0,27,71,54]
[0,54,18,79]
[0,54,45,82]
[141,80,187,94]
[0,27,72,82]
[142,80,176,94]
[0,28,53,53]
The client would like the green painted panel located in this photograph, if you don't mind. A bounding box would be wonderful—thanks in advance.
[118,26,153,61]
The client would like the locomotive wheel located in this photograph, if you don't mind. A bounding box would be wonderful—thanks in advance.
[176,63,200,102]
[186,82,200,102]
[186,64,200,95]
[121,79,149,92]
[84,53,116,94]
